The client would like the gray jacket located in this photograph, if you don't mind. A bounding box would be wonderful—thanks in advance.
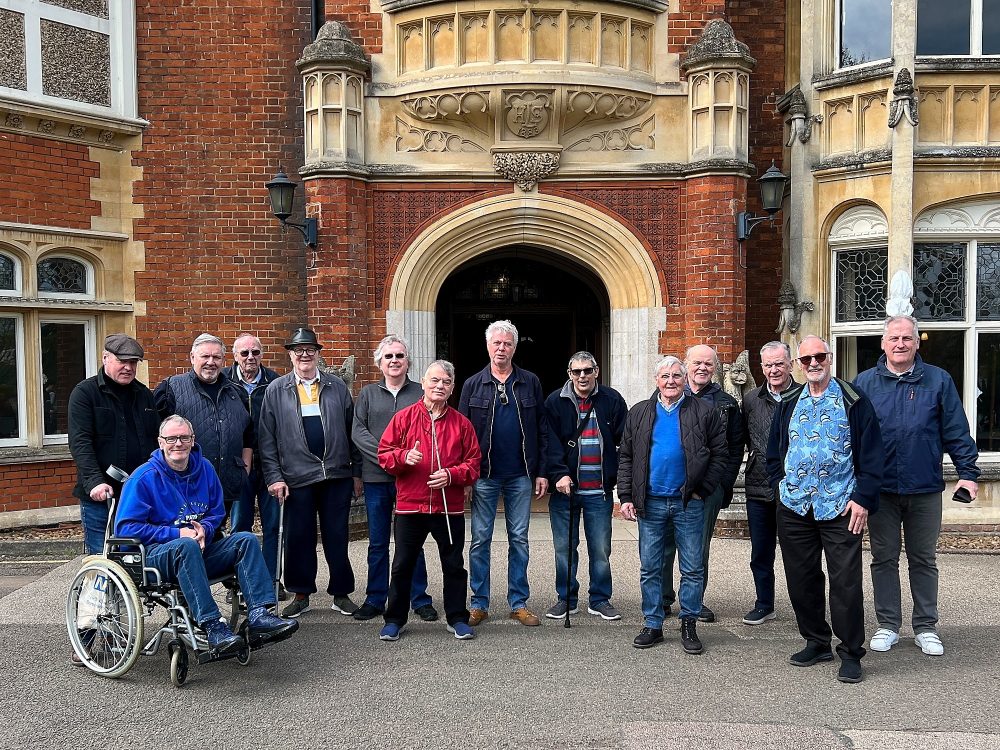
[352,378,424,482]
[258,370,362,489]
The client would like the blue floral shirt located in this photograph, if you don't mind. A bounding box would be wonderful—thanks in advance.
[779,378,856,520]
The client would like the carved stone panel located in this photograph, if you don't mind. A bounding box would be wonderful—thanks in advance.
[567,14,596,64]
[460,14,489,64]
[500,90,556,142]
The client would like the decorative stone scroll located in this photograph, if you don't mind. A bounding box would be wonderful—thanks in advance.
[775,279,815,335]
[491,148,562,190]
[888,68,918,128]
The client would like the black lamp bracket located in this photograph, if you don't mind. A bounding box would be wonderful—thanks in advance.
[736,212,776,242]
[278,217,318,248]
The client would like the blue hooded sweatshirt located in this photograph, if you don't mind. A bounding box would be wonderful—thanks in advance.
[114,444,226,546]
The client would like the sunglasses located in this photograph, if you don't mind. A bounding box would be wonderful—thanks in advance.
[237,349,261,358]
[383,352,407,360]
[496,382,509,406]
[797,352,830,366]
[569,367,595,377]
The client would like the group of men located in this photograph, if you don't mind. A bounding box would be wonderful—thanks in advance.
[68,314,978,683]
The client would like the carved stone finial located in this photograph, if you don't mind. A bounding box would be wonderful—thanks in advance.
[297,21,371,75]
[680,19,756,72]
[491,149,561,191]
[318,354,356,389]
[720,350,757,401]
[775,279,815,334]
[888,67,918,128]
[782,87,822,145]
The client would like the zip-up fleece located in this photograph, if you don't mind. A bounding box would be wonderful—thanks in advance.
[378,401,481,514]
[258,370,362,489]
[115,444,225,545]
[352,378,423,482]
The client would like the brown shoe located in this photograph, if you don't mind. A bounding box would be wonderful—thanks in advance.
[510,608,541,626]
[468,608,489,627]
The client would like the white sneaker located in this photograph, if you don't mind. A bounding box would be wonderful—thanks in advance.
[915,631,944,656]
[869,628,899,652]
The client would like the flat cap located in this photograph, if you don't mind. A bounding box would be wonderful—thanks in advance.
[104,333,144,360]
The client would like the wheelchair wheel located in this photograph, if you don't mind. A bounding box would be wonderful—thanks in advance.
[236,644,251,666]
[169,642,189,687]
[66,557,143,678]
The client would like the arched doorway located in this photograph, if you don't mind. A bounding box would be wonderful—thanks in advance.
[435,247,609,395]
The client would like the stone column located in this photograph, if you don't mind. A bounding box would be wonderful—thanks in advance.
[887,0,917,283]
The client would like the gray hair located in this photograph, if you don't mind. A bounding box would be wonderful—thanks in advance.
[232,332,261,352]
[798,335,831,354]
[191,333,225,355]
[883,315,920,339]
[424,359,456,380]
[654,355,687,377]
[759,341,792,360]
[373,334,410,364]
[567,351,598,370]
[485,319,519,347]
[159,414,194,436]
[684,344,720,368]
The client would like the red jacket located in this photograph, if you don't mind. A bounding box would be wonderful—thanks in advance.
[378,401,481,514]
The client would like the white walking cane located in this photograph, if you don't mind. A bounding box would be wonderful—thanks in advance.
[427,409,453,546]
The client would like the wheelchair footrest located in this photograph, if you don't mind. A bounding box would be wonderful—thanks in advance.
[196,644,246,665]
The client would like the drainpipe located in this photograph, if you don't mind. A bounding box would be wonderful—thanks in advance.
[312,0,324,39]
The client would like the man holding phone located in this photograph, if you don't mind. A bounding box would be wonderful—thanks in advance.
[854,315,979,657]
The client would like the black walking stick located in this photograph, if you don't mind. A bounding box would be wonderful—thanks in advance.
[564,486,574,629]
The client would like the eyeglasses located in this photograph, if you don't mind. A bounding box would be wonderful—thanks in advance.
[237,349,261,358]
[797,353,830,366]
[291,347,318,357]
[496,382,509,406]
[569,367,595,377]
[160,434,194,445]
[383,352,407,360]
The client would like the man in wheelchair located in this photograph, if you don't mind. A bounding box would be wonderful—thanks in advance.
[115,414,299,656]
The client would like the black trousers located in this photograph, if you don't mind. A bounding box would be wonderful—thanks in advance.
[777,503,866,661]
[386,514,468,627]
[283,477,355,597]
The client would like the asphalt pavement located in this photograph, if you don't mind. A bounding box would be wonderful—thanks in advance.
[1,516,998,749]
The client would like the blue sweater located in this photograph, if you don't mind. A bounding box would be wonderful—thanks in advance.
[115,445,226,545]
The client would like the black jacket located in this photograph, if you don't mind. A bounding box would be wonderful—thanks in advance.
[688,382,744,507]
[543,381,627,492]
[765,378,884,513]
[224,363,281,449]
[68,369,160,502]
[617,393,727,516]
[741,383,790,503]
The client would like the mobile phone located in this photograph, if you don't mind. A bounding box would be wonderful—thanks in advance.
[952,487,973,504]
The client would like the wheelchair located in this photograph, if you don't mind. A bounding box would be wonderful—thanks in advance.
[66,487,280,687]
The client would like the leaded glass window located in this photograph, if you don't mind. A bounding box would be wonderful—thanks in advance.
[38,257,87,294]
[0,255,14,291]
[977,244,1000,321]
[913,243,965,321]
[836,247,887,322]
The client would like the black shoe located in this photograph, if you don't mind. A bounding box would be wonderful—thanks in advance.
[680,617,703,654]
[663,603,673,618]
[247,607,299,645]
[697,604,715,623]
[203,618,245,655]
[789,643,835,667]
[353,602,385,621]
[277,584,290,602]
[837,659,863,683]
[633,627,664,649]
[414,604,439,622]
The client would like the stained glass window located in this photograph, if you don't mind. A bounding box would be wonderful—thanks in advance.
[913,243,965,321]
[836,247,887,322]
[38,257,87,294]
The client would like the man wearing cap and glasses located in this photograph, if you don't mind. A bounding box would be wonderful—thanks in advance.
[225,333,285,599]
[766,335,883,684]
[258,328,363,619]
[69,334,161,556]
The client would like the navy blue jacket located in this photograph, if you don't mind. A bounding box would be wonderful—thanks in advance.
[854,354,978,494]
[458,363,548,479]
[543,381,627,492]
[766,378,884,513]
[688,382,744,507]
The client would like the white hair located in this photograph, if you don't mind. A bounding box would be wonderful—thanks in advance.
[883,315,920,339]
[424,359,455,380]
[159,414,194,436]
[191,333,225,354]
[373,334,410,364]
[759,341,791,360]
[485,320,519,346]
[654,355,686,377]
[232,332,262,352]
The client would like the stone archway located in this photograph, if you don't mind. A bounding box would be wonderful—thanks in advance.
[386,192,665,405]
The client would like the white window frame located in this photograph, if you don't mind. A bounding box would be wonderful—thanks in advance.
[39,315,96,445]
[834,0,893,71]
[916,0,1000,58]
[0,250,22,296]
[0,0,138,118]
[0,313,27,447]
[36,253,95,300]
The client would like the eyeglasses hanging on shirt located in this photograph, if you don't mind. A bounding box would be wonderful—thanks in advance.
[496,382,509,406]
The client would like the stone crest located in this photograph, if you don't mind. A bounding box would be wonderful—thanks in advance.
[503,91,552,139]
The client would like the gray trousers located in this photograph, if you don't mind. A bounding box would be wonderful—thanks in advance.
[660,485,725,608]
[868,491,942,634]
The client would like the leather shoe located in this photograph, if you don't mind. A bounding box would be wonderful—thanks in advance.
[697,605,715,623]
[789,643,835,667]
[70,650,85,667]
[468,608,489,627]
[509,608,541,626]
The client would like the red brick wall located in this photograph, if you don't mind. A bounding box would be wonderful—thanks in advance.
[0,460,76,513]
[324,6,383,52]
[0,134,101,229]
[668,0,727,53]
[132,0,312,385]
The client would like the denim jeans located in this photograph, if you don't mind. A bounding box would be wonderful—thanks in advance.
[638,495,704,627]
[469,475,532,611]
[548,491,613,608]
[746,498,778,611]
[659,485,723,609]
[146,531,276,626]
[80,497,111,555]
[230,467,280,580]
[363,481,432,610]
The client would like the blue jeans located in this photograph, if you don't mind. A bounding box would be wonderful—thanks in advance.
[660,485,723,608]
[231,468,280,580]
[80,497,111,555]
[469,475,532,611]
[146,531,275,626]
[638,495,705,627]
[548,491,613,607]
[363,482,432,610]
